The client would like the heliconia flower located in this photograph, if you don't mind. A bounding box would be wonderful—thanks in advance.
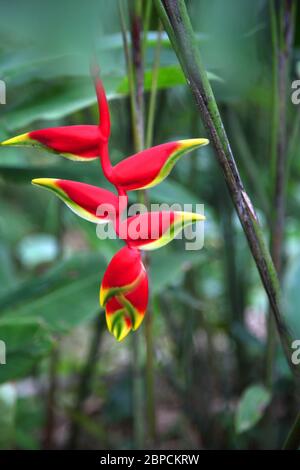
[0,73,111,161]
[32,178,119,224]
[100,246,148,341]
[119,210,205,250]
[1,65,209,342]
[110,139,209,191]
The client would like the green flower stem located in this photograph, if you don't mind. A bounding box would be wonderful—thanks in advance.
[119,0,141,153]
[132,0,158,445]
[143,24,163,444]
[154,0,298,375]
[120,0,146,449]
[119,0,145,449]
[131,1,146,449]
[142,0,153,57]
[146,23,163,149]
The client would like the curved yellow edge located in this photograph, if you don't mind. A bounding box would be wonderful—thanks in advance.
[100,270,145,307]
[138,211,205,251]
[32,178,108,225]
[140,138,209,190]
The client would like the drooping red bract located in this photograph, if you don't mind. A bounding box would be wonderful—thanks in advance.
[118,210,205,250]
[29,125,102,160]
[112,142,179,190]
[1,71,112,162]
[111,139,208,191]
[32,178,119,224]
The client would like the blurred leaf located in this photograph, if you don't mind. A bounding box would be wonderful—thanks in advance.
[15,397,44,449]
[0,253,106,333]
[2,77,118,131]
[0,199,35,244]
[235,384,271,434]
[151,179,199,205]
[0,244,15,294]
[0,317,53,383]
[151,249,204,294]
[119,65,222,94]
[0,161,109,186]
[284,259,300,339]
[0,383,17,449]
[1,65,220,131]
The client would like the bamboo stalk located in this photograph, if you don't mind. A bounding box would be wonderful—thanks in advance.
[154,0,299,376]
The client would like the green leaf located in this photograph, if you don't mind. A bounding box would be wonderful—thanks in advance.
[0,253,106,333]
[235,384,271,434]
[2,76,118,131]
[151,250,204,294]
[151,179,199,205]
[0,317,53,384]
[0,383,17,449]
[2,64,220,131]
[0,161,109,186]
[15,397,44,449]
[118,65,222,94]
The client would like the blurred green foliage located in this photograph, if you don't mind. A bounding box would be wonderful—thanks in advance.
[0,0,299,451]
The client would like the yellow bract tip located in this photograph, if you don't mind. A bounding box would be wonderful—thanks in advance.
[113,323,131,342]
[1,133,31,146]
[179,138,209,149]
[99,285,107,307]
[179,211,206,222]
[31,178,58,189]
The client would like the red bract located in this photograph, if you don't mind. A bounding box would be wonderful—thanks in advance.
[111,139,208,191]
[1,71,110,161]
[4,126,102,161]
[118,211,205,250]
[2,71,208,341]
[32,178,119,224]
